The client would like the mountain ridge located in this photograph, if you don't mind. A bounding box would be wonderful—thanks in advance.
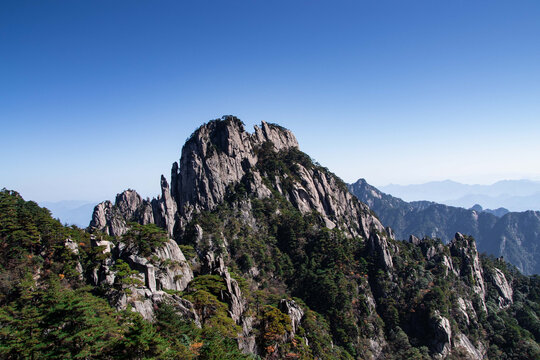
[349,178,540,275]
[379,179,540,212]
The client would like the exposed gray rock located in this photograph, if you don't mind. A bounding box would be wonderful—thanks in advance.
[154,239,193,291]
[368,338,385,360]
[114,239,193,295]
[116,288,199,325]
[64,238,83,276]
[368,233,393,270]
[431,311,452,358]
[204,252,246,324]
[490,268,513,308]
[238,316,257,355]
[279,299,304,336]
[386,226,395,240]
[450,233,487,313]
[90,190,148,236]
[457,297,477,326]
[425,246,437,261]
[203,251,256,354]
[90,233,195,322]
[457,297,470,325]
[171,118,296,226]
[151,176,178,237]
[409,234,421,245]
[453,333,485,360]
[90,237,115,285]
[442,255,458,277]
[284,163,384,238]
[64,238,79,255]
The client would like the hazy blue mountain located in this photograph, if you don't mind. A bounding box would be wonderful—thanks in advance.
[379,179,540,212]
[448,192,540,212]
[350,178,540,275]
[39,200,96,227]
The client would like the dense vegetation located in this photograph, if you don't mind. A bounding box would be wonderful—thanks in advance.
[0,189,251,359]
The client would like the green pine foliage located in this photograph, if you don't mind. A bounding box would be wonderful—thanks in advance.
[0,189,253,359]
[122,222,168,257]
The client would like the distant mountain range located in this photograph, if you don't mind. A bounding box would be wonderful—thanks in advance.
[350,179,540,275]
[379,179,540,212]
[39,200,97,227]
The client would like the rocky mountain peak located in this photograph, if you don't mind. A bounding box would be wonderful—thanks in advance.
[170,116,299,220]
[91,116,384,241]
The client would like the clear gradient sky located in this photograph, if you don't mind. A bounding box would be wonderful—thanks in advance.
[1,1,540,202]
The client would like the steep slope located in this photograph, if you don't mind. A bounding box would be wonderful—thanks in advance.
[349,178,540,275]
[81,117,540,359]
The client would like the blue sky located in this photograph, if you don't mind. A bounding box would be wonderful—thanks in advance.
[1,1,540,202]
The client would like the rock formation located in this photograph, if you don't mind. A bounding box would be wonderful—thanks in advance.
[91,116,386,243]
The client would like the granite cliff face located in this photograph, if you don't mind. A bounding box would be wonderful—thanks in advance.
[85,117,538,359]
[91,117,384,242]
[349,178,540,275]
[90,235,196,321]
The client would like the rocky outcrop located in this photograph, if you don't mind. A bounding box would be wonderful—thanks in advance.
[90,181,178,238]
[409,234,421,246]
[116,287,199,325]
[90,190,149,236]
[117,239,194,293]
[430,311,452,358]
[89,234,195,321]
[91,237,115,286]
[171,118,298,227]
[450,233,487,313]
[202,251,258,354]
[64,238,83,276]
[285,163,384,238]
[457,297,477,326]
[453,333,485,360]
[279,299,304,336]
[204,252,246,324]
[368,232,393,270]
[151,176,178,237]
[489,267,513,308]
